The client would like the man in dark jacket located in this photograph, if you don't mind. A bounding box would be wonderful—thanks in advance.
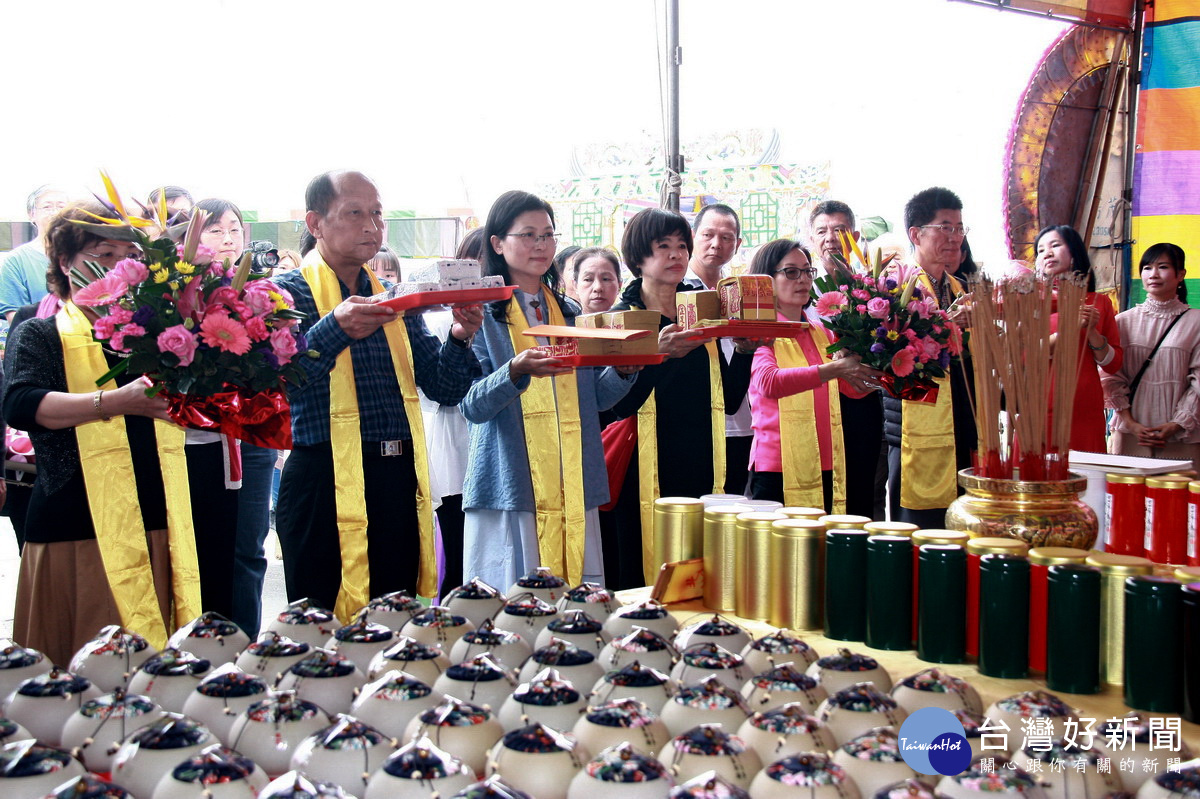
[882,187,976,526]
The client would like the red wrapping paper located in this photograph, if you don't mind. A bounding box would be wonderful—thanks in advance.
[879,374,939,403]
[161,387,293,450]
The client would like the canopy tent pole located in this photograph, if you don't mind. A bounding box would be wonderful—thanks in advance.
[664,0,683,212]
[1121,1,1145,310]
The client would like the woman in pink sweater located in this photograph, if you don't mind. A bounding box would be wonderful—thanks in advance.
[748,239,880,510]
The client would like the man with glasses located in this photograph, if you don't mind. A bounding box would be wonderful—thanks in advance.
[0,185,71,323]
[882,187,976,526]
[683,203,755,496]
[271,170,483,613]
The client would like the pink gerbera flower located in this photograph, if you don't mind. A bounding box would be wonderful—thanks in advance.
[815,290,847,317]
[73,274,129,307]
[891,347,916,377]
[200,313,252,355]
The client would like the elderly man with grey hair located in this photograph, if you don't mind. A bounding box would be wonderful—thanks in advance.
[0,185,71,322]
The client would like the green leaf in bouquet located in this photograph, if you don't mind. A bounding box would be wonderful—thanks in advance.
[93,357,130,388]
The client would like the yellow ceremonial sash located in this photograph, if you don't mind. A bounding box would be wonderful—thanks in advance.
[637,338,725,583]
[300,253,436,619]
[505,295,586,583]
[899,268,962,510]
[776,324,846,512]
[58,301,201,648]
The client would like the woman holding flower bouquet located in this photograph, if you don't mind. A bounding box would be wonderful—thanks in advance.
[1,202,217,663]
[747,239,882,512]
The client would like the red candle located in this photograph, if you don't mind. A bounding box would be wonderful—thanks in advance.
[965,538,1029,658]
[1105,474,1146,557]
[1145,476,1190,564]
[1027,547,1090,672]
[1190,481,1200,567]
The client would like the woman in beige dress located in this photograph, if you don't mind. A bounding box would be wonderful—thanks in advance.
[1101,243,1200,465]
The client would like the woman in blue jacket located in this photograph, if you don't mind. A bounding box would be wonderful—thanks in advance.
[461,190,636,590]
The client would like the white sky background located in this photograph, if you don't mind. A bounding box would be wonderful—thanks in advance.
[2,0,1065,263]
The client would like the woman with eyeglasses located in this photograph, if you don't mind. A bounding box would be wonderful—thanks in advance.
[601,207,756,590]
[459,190,636,590]
[1034,224,1123,454]
[1,202,223,664]
[745,239,881,509]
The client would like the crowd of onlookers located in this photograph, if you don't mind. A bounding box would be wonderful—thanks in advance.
[0,175,1196,667]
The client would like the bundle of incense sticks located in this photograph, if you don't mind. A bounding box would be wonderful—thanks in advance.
[965,272,1088,480]
[965,276,1010,478]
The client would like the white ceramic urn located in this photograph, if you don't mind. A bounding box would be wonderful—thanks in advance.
[815,683,909,746]
[127,648,214,714]
[736,703,838,764]
[890,668,983,716]
[228,690,331,778]
[566,742,675,799]
[536,610,609,658]
[451,621,533,671]
[289,715,395,799]
[603,599,679,641]
[0,642,50,703]
[180,663,271,745]
[830,727,918,798]
[659,676,751,738]
[59,688,164,772]
[151,743,270,799]
[111,713,220,799]
[807,650,892,695]
[364,735,476,799]
[443,578,507,629]
[367,636,452,684]
[588,661,676,713]
[674,616,753,655]
[3,668,102,747]
[349,669,443,740]
[266,599,340,650]
[274,649,367,716]
[166,612,249,668]
[598,627,677,676]
[403,696,506,777]
[571,697,673,756]
[0,739,87,799]
[508,566,569,605]
[658,723,762,790]
[740,630,820,679]
[68,625,156,692]
[557,582,619,618]
[748,752,863,799]
[235,632,315,683]
[741,663,829,715]
[487,721,589,799]
[496,667,587,732]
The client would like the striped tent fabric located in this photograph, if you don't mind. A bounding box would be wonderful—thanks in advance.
[1131,0,1200,303]
[986,0,1135,27]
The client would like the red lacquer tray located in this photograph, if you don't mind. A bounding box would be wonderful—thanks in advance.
[379,285,515,313]
[549,353,667,367]
[687,320,810,338]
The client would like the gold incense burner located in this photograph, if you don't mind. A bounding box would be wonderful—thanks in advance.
[945,468,1098,549]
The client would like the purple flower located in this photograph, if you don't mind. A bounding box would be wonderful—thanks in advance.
[264,351,281,370]
[131,306,155,326]
[885,279,898,290]
[875,327,888,338]
[296,333,309,352]
[939,351,951,368]
[870,342,886,353]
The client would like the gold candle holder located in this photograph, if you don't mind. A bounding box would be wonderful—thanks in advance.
[770,519,826,631]
[653,497,705,574]
[735,511,787,621]
[864,521,919,537]
[702,504,745,612]
[1085,552,1154,686]
[820,514,872,530]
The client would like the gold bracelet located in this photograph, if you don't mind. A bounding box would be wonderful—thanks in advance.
[93,390,111,422]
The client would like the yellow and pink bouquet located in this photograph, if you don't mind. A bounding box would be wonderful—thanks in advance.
[71,174,308,447]
[812,234,963,401]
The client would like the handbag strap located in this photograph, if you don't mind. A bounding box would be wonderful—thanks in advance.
[1128,309,1190,403]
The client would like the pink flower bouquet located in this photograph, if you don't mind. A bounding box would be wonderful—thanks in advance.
[69,174,308,447]
[813,235,963,402]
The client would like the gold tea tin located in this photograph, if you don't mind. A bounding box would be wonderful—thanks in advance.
[769,519,826,631]
[1029,546,1091,566]
[863,521,918,537]
[653,497,705,574]
[820,515,872,530]
[966,537,1030,557]
[911,529,970,548]
[1085,552,1155,686]
[702,504,746,612]
[735,511,787,621]
[1173,565,1200,584]
[779,507,827,521]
